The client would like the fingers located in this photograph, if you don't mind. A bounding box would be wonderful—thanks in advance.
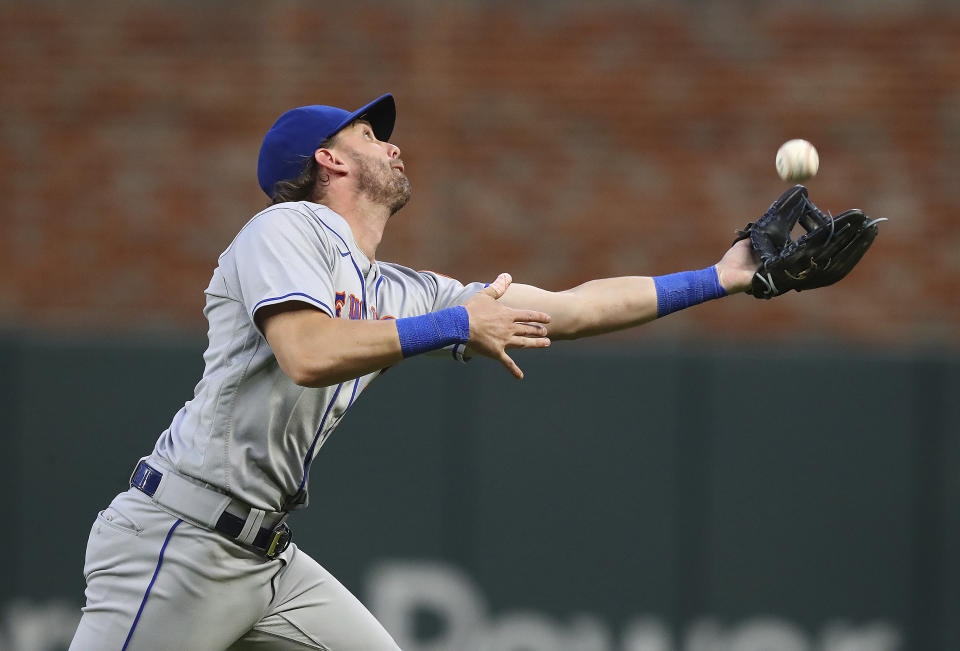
[510,335,551,349]
[468,275,551,380]
[507,322,551,349]
[511,309,551,324]
[478,272,512,299]
[498,333,551,379]
[499,351,524,380]
[514,323,549,338]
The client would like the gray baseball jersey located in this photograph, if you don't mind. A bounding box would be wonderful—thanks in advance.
[70,201,485,650]
[155,200,484,511]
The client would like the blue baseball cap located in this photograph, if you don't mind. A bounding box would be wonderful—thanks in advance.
[257,93,396,198]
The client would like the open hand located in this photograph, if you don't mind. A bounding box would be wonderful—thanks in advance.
[463,273,551,379]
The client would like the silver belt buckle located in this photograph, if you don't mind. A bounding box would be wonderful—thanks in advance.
[265,523,292,559]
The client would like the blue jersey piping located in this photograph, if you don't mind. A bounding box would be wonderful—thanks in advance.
[253,292,333,316]
[287,210,370,506]
[290,382,343,505]
[122,519,182,650]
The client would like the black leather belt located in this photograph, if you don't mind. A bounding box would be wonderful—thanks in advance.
[130,460,292,559]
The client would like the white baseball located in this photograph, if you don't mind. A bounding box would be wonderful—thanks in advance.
[775,139,819,182]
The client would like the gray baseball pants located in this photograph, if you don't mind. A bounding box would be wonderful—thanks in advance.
[69,488,401,650]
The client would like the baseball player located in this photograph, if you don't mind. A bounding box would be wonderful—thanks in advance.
[69,93,760,650]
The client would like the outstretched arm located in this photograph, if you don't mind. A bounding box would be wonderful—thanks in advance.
[261,272,551,386]
[497,239,759,340]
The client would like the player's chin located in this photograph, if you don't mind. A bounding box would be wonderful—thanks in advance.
[388,182,412,216]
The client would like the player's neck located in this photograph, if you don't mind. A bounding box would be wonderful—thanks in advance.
[321,194,388,263]
[343,212,386,263]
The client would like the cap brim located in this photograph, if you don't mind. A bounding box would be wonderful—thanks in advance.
[334,93,396,142]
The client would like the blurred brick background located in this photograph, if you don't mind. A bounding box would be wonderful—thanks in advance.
[1,0,958,346]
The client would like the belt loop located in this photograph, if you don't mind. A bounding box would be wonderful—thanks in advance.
[237,508,266,545]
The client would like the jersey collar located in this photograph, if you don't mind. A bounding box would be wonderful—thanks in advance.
[307,203,377,277]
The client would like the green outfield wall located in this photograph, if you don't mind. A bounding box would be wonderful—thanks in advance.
[1,336,956,651]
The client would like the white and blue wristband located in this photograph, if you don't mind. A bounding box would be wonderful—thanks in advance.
[653,267,727,317]
[395,306,471,357]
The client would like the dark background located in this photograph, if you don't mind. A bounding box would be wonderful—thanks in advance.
[1,336,956,650]
[1,0,958,649]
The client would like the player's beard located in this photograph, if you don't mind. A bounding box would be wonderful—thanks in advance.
[348,150,412,216]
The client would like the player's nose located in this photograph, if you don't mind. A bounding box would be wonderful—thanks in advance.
[386,142,401,159]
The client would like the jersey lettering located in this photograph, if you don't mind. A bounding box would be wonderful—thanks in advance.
[348,294,362,320]
[337,291,388,320]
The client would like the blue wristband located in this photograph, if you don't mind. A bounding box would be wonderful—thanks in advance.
[653,267,727,318]
[395,306,471,358]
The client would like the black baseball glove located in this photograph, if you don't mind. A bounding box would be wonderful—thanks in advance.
[734,185,887,299]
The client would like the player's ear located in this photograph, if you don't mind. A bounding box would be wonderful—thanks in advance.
[314,147,349,176]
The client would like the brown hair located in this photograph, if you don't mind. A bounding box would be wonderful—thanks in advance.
[269,133,339,205]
